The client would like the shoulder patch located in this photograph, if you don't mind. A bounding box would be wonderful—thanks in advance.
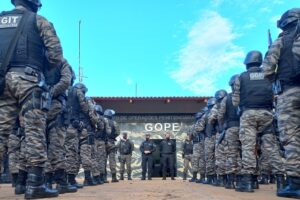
[249,72,264,80]
[0,15,22,28]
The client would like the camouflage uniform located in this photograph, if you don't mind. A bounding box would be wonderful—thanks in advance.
[191,124,205,175]
[7,126,21,175]
[232,77,285,176]
[263,35,300,178]
[209,105,226,176]
[0,5,63,172]
[106,120,120,175]
[196,112,216,176]
[65,87,90,176]
[218,95,241,175]
[117,139,134,176]
[45,60,72,173]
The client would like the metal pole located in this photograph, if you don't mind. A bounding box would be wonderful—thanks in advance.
[79,20,82,82]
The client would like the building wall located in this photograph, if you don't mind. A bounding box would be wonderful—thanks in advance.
[113,114,194,178]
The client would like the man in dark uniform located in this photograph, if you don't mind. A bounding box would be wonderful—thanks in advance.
[0,0,64,198]
[160,132,176,180]
[182,135,193,180]
[140,133,156,180]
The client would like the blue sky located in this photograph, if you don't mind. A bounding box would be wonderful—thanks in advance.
[2,0,300,97]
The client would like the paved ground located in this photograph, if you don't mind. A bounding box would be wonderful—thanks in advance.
[0,179,292,200]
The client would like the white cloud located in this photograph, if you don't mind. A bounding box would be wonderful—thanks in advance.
[171,11,244,96]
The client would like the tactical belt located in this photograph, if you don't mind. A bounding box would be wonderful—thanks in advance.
[241,106,272,111]
[120,153,131,155]
[282,82,300,91]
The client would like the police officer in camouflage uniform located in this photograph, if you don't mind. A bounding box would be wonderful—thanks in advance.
[196,98,217,185]
[94,105,110,184]
[65,83,90,188]
[218,74,241,189]
[209,90,228,187]
[263,8,300,198]
[0,0,64,198]
[44,59,77,193]
[182,135,193,181]
[189,110,206,183]
[104,109,120,183]
[233,50,285,193]
[117,132,134,180]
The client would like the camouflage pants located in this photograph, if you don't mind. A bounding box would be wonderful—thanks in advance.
[65,125,80,175]
[240,109,284,175]
[259,133,284,175]
[205,135,216,175]
[119,154,132,175]
[215,133,226,175]
[79,129,93,171]
[106,141,117,174]
[91,143,100,176]
[183,154,192,174]
[94,140,107,174]
[191,141,205,174]
[7,134,21,174]
[277,87,300,177]
[223,127,241,174]
[0,72,47,170]
[45,100,66,173]
[258,142,272,175]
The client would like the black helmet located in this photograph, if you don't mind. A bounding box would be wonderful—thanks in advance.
[277,8,300,30]
[94,105,103,114]
[215,89,227,102]
[207,97,217,108]
[74,83,88,94]
[104,109,115,118]
[244,50,262,66]
[202,107,208,113]
[229,74,239,87]
[195,112,204,119]
[11,0,42,12]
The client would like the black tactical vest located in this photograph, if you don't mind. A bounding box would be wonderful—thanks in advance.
[67,87,81,121]
[204,111,217,136]
[240,67,273,109]
[225,93,240,128]
[142,140,155,152]
[160,139,175,154]
[183,140,193,155]
[0,9,45,71]
[278,31,300,85]
[120,140,132,155]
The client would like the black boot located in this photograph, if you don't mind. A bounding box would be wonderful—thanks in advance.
[269,174,276,184]
[183,173,187,180]
[189,172,197,182]
[15,170,27,195]
[84,171,97,186]
[196,174,205,183]
[45,172,53,189]
[120,173,124,181]
[67,174,84,189]
[225,174,235,189]
[203,175,213,184]
[24,167,59,199]
[94,175,103,185]
[99,174,105,184]
[141,175,146,181]
[11,173,18,187]
[54,169,77,194]
[277,176,300,198]
[128,173,132,180]
[235,174,254,193]
[111,173,119,183]
[103,173,109,183]
[251,175,259,189]
[218,175,226,187]
[259,174,269,185]
[211,175,218,186]
[276,174,285,193]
